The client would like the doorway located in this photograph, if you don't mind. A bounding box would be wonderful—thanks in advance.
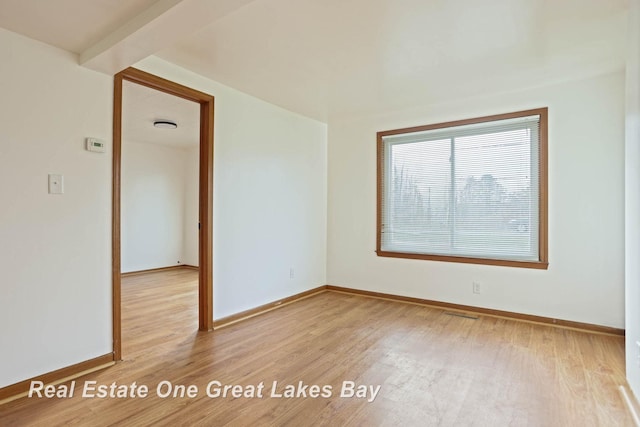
[112,68,214,360]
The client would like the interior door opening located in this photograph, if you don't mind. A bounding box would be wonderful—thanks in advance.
[112,68,214,360]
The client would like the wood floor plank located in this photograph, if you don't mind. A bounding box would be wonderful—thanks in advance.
[0,269,634,426]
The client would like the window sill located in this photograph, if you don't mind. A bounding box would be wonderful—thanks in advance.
[376,250,549,270]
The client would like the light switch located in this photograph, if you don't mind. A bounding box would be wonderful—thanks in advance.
[48,174,64,194]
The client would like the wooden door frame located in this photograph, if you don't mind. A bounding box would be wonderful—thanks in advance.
[112,67,214,360]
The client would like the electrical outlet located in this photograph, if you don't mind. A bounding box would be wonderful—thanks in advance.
[472,281,481,294]
[289,268,295,279]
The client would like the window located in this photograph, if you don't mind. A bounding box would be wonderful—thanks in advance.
[376,108,548,269]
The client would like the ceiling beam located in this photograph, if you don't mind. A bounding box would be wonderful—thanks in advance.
[80,0,256,76]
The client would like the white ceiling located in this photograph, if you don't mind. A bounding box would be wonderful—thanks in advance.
[122,80,200,149]
[0,0,630,123]
[0,0,158,53]
[157,0,628,121]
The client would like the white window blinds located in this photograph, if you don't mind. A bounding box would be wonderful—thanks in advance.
[380,113,542,262]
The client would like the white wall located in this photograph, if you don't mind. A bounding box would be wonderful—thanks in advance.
[626,0,640,399]
[328,71,625,328]
[0,28,112,387]
[182,146,199,267]
[121,140,197,273]
[134,56,328,320]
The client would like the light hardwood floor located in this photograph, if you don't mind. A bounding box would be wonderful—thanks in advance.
[1,269,634,426]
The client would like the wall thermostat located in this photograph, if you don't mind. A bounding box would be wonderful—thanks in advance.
[86,137,106,153]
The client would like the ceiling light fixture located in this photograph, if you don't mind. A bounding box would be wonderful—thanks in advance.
[153,120,177,129]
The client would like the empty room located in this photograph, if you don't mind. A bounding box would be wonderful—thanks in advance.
[1,0,639,425]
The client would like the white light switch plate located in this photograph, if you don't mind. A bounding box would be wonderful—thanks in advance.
[48,174,64,194]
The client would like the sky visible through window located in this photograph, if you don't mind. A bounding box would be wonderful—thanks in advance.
[391,129,531,195]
